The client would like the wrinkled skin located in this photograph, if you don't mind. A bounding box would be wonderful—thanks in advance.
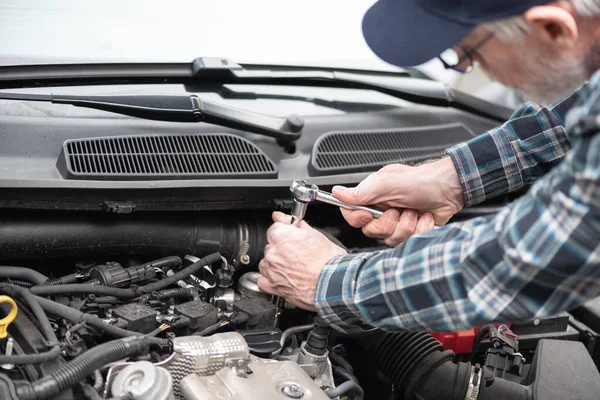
[257,211,347,310]
[334,157,463,246]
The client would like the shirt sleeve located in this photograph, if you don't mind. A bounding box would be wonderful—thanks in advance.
[446,86,589,207]
[314,80,600,334]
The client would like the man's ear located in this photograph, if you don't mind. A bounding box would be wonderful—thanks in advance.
[524,4,578,45]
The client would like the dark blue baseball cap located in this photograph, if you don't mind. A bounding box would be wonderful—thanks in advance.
[362,0,550,67]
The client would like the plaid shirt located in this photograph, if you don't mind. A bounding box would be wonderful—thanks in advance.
[314,71,600,334]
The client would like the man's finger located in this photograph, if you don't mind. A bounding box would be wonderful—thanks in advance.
[415,212,436,234]
[257,276,276,294]
[340,208,374,228]
[361,209,400,239]
[272,211,312,229]
[258,258,270,278]
[384,209,418,246]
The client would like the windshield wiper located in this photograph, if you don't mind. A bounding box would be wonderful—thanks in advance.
[0,57,513,122]
[0,92,304,148]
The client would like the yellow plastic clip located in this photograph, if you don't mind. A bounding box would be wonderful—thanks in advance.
[0,295,18,339]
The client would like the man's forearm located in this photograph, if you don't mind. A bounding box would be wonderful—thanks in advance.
[445,87,588,207]
[314,100,600,333]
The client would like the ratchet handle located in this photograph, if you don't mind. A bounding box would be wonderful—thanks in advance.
[316,191,383,218]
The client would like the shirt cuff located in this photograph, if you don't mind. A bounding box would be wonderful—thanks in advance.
[446,142,487,207]
[314,252,378,335]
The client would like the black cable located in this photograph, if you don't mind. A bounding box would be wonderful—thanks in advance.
[30,284,136,298]
[0,345,62,364]
[334,366,359,386]
[44,273,78,286]
[0,267,48,285]
[193,320,230,337]
[324,379,364,400]
[30,253,222,299]
[80,383,103,400]
[329,351,355,375]
[34,295,169,346]
[139,252,222,293]
[0,284,57,343]
[16,337,154,400]
[1,279,34,288]
[471,324,498,360]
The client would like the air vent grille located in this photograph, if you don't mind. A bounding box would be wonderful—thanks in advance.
[57,134,277,180]
[310,123,474,176]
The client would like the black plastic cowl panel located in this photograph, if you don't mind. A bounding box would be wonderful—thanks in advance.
[56,133,277,180]
[309,123,475,176]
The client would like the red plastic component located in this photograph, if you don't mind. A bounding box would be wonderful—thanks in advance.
[430,323,511,355]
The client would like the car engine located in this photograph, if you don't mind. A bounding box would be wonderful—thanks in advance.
[0,209,599,400]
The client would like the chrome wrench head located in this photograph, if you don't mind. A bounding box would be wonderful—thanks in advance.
[290,180,319,203]
[289,180,319,226]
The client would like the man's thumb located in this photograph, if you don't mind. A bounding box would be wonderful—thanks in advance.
[333,185,363,205]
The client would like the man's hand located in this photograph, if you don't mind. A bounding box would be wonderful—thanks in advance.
[334,157,464,246]
[258,211,347,311]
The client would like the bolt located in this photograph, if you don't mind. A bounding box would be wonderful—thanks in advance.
[240,255,250,265]
[226,360,235,368]
[282,384,304,399]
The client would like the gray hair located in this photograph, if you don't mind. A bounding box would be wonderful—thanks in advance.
[483,0,600,41]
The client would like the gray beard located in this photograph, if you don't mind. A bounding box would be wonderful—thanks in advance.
[486,41,600,105]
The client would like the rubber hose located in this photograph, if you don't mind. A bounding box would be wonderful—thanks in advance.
[471,324,497,360]
[0,284,57,343]
[325,379,364,400]
[0,267,48,285]
[140,256,181,271]
[329,352,355,375]
[30,285,136,298]
[16,336,153,400]
[44,274,78,286]
[0,212,265,264]
[92,370,103,393]
[153,287,196,300]
[33,295,169,346]
[139,252,222,293]
[80,383,103,400]
[0,345,62,364]
[363,332,467,400]
[1,279,34,288]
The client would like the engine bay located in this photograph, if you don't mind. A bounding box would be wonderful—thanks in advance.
[0,209,599,400]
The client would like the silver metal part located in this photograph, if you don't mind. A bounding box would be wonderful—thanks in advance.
[279,341,334,392]
[110,361,174,400]
[289,180,383,227]
[214,287,239,311]
[290,198,308,227]
[272,324,315,356]
[156,332,250,399]
[180,360,329,400]
[238,272,270,300]
[464,365,482,400]
[1,337,14,370]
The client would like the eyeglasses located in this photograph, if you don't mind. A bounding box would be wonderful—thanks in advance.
[438,32,495,73]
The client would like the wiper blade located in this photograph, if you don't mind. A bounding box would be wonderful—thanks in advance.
[0,92,304,147]
[207,85,398,113]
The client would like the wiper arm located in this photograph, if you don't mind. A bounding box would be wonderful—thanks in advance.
[0,92,305,147]
[0,57,513,122]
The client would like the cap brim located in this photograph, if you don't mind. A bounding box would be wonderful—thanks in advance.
[362,0,475,67]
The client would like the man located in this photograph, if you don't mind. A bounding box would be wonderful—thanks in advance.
[258,0,600,333]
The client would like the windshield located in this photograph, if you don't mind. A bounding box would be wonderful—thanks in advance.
[0,0,399,71]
